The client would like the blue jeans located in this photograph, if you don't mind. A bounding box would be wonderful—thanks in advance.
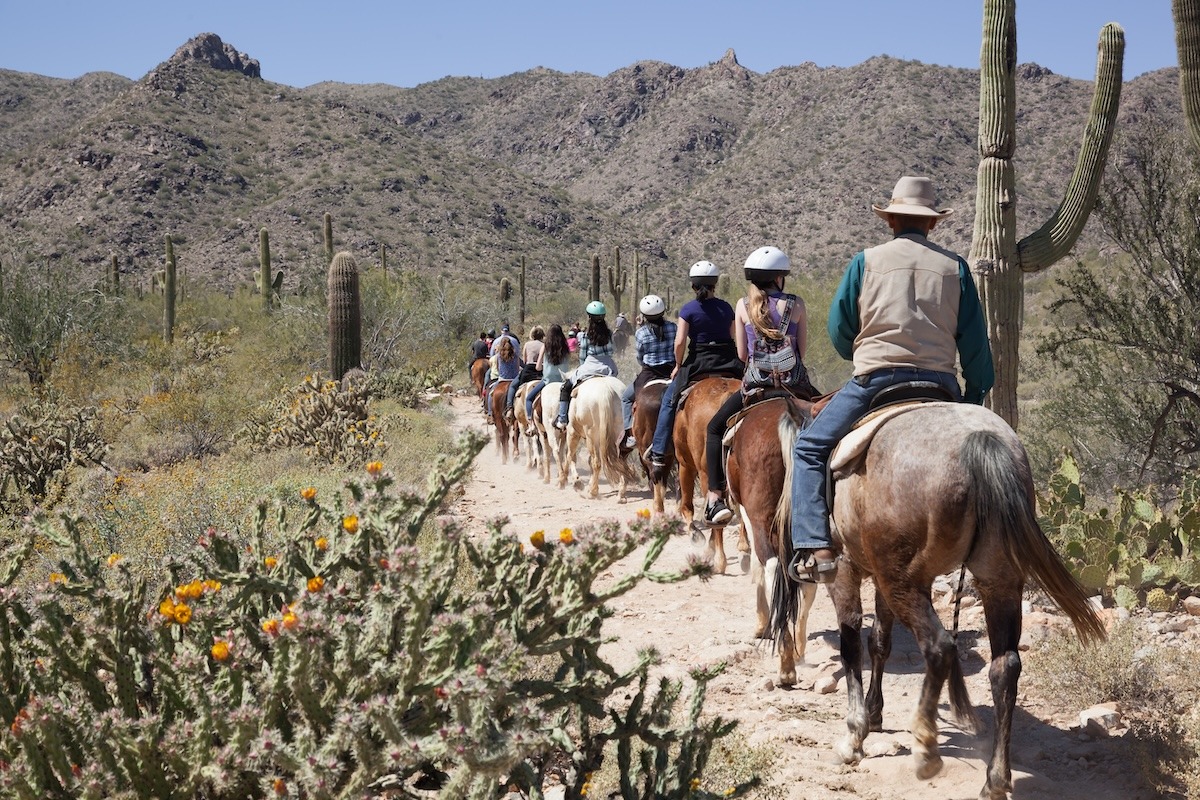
[650,376,681,455]
[525,380,546,419]
[621,382,636,430]
[790,368,962,550]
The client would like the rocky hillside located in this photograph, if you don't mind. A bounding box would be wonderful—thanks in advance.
[0,33,1184,297]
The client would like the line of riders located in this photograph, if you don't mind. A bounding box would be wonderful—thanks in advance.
[467,176,995,589]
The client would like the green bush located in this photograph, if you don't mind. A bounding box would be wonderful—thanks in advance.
[0,434,755,799]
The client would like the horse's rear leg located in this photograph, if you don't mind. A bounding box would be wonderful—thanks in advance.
[975,578,1024,800]
[831,578,869,767]
[866,588,895,732]
[888,586,974,781]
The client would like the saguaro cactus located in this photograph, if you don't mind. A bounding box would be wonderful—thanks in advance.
[590,255,601,303]
[327,251,362,382]
[968,0,1124,428]
[163,235,176,344]
[259,227,272,313]
[108,253,120,296]
[519,256,527,332]
[608,246,628,316]
[1175,0,1200,149]
[323,212,334,265]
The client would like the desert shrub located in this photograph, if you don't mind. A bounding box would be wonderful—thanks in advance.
[1039,453,1199,607]
[1025,622,1200,799]
[0,396,108,513]
[0,434,756,799]
[239,374,386,465]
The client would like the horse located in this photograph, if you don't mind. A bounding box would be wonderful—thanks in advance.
[532,381,567,485]
[725,395,818,688]
[558,376,636,501]
[513,381,542,474]
[630,379,673,514]
[770,399,1105,799]
[486,379,519,464]
[662,375,749,575]
[470,358,488,400]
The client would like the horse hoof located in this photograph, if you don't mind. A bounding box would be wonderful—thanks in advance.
[778,670,796,688]
[834,738,863,766]
[914,753,944,781]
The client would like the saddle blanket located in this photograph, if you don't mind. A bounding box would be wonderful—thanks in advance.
[831,402,935,474]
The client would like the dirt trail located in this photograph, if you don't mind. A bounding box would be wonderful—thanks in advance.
[447,398,1157,799]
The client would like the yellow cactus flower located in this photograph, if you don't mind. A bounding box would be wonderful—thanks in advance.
[106,553,123,567]
[158,596,176,618]
[366,460,383,476]
[300,486,317,501]
[559,528,574,545]
[273,777,287,796]
[264,556,278,569]
[307,576,325,593]
[172,603,192,625]
[530,530,545,549]
[262,618,280,636]
[636,508,651,520]
[690,778,700,790]
[175,580,204,600]
[282,609,299,630]
[203,579,222,592]
[48,573,67,585]
[211,640,230,662]
[343,515,359,534]
[315,536,328,551]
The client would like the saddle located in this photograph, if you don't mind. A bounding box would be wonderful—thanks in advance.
[676,371,741,410]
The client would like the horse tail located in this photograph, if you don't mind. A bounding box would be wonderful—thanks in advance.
[768,400,806,652]
[961,430,1106,643]
[771,401,804,541]
[599,381,637,486]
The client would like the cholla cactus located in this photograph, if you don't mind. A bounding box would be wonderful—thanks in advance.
[0,435,751,799]
[240,374,385,464]
[0,399,108,509]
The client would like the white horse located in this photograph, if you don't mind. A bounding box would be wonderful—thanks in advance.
[558,376,635,501]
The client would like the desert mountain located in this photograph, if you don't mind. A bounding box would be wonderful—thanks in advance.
[0,33,1184,296]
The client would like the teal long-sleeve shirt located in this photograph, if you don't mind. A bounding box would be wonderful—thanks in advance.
[827,242,995,404]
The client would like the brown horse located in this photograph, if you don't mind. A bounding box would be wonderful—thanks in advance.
[771,400,1105,799]
[725,396,818,688]
[631,379,672,513]
[487,379,519,464]
[664,376,749,575]
[470,358,489,400]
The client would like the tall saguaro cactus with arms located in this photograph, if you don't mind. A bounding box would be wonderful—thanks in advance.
[1175,0,1200,149]
[968,0,1124,428]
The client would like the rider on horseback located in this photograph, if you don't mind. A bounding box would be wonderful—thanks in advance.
[787,176,994,583]
[620,294,677,452]
[703,246,817,526]
[553,301,619,430]
[646,261,743,492]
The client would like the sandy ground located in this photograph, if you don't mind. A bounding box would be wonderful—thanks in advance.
[445,397,1162,800]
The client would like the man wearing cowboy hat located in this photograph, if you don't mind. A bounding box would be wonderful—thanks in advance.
[787,175,994,583]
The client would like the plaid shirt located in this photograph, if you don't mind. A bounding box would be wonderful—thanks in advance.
[577,332,615,363]
[635,321,677,367]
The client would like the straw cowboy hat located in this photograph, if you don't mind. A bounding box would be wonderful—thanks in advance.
[872,176,954,220]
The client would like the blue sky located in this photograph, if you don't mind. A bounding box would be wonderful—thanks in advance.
[0,1,1178,88]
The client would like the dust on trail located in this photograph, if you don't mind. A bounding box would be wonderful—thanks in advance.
[446,398,1157,800]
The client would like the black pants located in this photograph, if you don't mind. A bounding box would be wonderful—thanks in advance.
[706,391,744,492]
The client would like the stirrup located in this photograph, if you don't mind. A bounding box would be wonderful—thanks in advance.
[787,549,838,584]
[704,500,733,526]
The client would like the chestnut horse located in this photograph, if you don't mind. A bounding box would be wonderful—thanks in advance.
[770,399,1104,799]
[659,376,749,575]
[486,379,519,464]
[470,358,489,400]
[630,379,672,513]
[725,395,818,688]
[559,376,636,500]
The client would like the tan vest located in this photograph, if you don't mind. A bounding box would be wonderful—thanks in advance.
[853,233,962,377]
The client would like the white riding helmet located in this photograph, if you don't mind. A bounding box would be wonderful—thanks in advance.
[688,260,720,287]
[639,294,666,316]
[743,246,791,280]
